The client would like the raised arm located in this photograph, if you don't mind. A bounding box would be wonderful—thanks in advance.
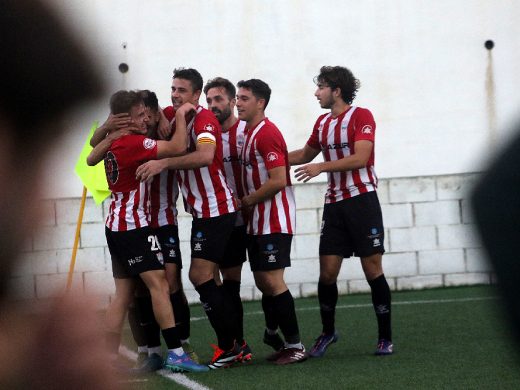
[90,113,131,147]
[86,129,131,166]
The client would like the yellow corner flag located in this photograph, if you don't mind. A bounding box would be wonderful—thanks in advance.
[74,121,111,204]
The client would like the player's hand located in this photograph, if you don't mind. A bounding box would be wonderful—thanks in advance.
[102,113,131,133]
[175,102,197,117]
[105,129,131,142]
[294,163,322,183]
[157,115,172,140]
[136,160,167,183]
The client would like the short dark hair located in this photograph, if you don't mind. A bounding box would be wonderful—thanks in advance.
[314,66,360,104]
[203,77,236,100]
[173,68,203,92]
[109,90,143,115]
[139,90,159,112]
[237,79,271,109]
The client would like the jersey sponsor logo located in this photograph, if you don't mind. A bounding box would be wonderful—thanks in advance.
[223,155,242,163]
[194,242,202,251]
[362,125,373,134]
[267,254,277,263]
[267,152,278,162]
[324,142,349,150]
[127,255,143,266]
[203,123,216,133]
[143,138,157,149]
[105,151,119,185]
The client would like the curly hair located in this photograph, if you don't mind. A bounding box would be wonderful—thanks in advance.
[314,66,360,104]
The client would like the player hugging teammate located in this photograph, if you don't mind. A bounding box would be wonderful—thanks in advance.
[89,65,392,374]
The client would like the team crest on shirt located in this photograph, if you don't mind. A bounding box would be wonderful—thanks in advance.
[362,125,373,134]
[203,124,216,133]
[105,151,119,185]
[143,138,157,149]
[267,152,278,162]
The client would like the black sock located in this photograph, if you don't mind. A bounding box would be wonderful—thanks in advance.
[196,279,234,350]
[271,290,300,344]
[170,291,191,341]
[128,302,147,347]
[161,327,181,350]
[318,281,338,335]
[368,274,392,341]
[223,279,244,344]
[105,331,121,355]
[136,295,161,348]
[262,294,278,331]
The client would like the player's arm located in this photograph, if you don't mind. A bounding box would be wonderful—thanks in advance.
[86,129,130,166]
[294,140,373,183]
[90,113,131,147]
[288,144,320,166]
[241,166,287,207]
[135,142,215,182]
[157,107,171,140]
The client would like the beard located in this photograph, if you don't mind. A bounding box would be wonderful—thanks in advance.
[212,106,232,124]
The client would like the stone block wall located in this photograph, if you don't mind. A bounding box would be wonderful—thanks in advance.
[11,173,491,306]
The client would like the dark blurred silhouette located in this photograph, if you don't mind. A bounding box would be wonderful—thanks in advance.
[0,0,119,388]
[472,124,520,347]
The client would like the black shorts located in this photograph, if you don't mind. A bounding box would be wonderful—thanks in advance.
[248,233,292,272]
[105,226,165,279]
[191,212,237,264]
[220,225,248,269]
[154,224,182,267]
[319,191,385,259]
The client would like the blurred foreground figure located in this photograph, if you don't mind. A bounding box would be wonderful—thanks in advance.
[472,124,520,349]
[0,0,118,388]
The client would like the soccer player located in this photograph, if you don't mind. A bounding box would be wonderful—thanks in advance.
[204,77,252,361]
[136,68,243,369]
[127,90,199,373]
[288,66,393,356]
[87,90,208,373]
[236,79,307,365]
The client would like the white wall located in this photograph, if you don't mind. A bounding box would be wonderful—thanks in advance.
[12,173,491,305]
[44,0,520,199]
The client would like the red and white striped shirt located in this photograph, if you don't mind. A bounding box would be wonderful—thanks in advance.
[307,106,378,203]
[149,170,179,228]
[105,135,158,231]
[241,118,296,235]
[222,120,246,226]
[173,106,237,218]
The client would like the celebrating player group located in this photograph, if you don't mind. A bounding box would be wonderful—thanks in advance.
[87,65,393,374]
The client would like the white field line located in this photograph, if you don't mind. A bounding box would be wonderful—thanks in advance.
[188,295,499,322]
[119,346,211,390]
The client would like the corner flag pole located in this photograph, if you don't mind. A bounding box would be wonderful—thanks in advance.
[66,186,87,291]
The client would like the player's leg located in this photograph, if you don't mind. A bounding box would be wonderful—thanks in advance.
[309,202,346,358]
[139,268,208,372]
[105,277,135,363]
[220,224,250,361]
[361,253,392,355]
[251,233,306,365]
[353,191,392,355]
[157,222,198,362]
[130,280,163,374]
[189,213,243,369]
